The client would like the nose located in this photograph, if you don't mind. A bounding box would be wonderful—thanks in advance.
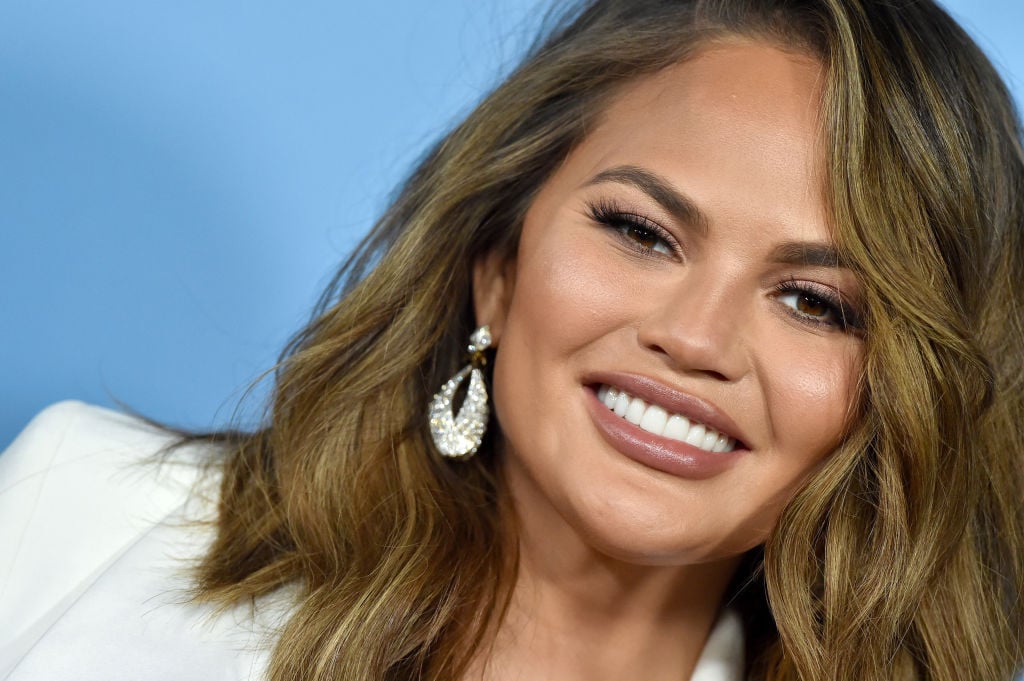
[636,268,749,382]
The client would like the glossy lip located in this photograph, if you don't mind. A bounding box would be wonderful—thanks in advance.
[582,372,750,480]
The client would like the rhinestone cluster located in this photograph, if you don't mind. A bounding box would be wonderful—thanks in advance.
[428,365,489,458]
[467,325,492,355]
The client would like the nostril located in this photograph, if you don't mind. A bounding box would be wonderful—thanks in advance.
[645,341,731,382]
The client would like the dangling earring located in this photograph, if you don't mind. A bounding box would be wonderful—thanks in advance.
[429,325,492,459]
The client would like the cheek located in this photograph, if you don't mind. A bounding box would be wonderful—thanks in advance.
[762,342,861,486]
[489,229,635,480]
[501,232,637,362]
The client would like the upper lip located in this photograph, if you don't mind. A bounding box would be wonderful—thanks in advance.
[585,371,750,448]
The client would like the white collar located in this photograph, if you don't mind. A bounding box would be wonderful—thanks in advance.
[689,609,744,681]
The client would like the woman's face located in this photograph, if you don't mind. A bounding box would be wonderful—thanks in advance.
[476,40,864,565]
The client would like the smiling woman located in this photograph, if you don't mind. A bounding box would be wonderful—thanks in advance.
[480,44,863,580]
[2,1,1023,680]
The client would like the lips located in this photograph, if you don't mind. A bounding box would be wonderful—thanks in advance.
[582,372,748,480]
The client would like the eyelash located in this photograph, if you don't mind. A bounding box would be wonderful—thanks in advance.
[587,198,865,334]
[587,199,681,258]
[773,278,863,332]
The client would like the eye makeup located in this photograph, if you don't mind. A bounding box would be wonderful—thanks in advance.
[586,197,681,258]
[584,194,865,335]
[772,278,864,332]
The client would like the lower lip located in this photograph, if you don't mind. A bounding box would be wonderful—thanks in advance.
[584,386,746,480]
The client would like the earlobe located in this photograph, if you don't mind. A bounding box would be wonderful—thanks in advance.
[472,251,515,346]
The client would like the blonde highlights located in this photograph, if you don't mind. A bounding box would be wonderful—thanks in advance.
[188,2,1024,679]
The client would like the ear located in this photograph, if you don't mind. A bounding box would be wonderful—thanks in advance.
[472,250,516,347]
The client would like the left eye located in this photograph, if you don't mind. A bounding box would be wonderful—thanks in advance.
[773,279,864,333]
[775,289,844,329]
[778,290,833,318]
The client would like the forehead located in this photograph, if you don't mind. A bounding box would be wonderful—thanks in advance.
[554,39,829,243]
[596,38,824,151]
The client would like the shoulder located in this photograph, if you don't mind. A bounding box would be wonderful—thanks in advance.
[0,401,203,552]
[0,400,187,478]
[0,401,223,677]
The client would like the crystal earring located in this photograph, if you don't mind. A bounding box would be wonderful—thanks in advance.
[428,325,492,459]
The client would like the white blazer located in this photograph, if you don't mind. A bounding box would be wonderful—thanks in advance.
[0,401,744,680]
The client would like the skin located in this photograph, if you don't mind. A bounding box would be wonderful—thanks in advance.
[469,40,863,681]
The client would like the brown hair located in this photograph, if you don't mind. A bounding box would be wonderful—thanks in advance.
[188,1,1024,679]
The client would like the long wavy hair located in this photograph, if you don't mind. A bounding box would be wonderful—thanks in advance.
[187,1,1024,679]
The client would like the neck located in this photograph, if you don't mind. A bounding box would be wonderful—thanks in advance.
[463,457,741,681]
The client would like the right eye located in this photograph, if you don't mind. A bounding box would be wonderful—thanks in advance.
[587,200,678,257]
[617,221,674,255]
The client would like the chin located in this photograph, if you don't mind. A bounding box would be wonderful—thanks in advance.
[562,488,764,567]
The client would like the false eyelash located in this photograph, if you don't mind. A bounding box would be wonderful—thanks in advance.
[586,198,681,257]
[773,278,864,332]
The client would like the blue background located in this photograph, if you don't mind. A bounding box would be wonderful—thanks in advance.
[3,1,1023,448]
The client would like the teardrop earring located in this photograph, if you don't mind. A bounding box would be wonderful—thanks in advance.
[428,325,492,459]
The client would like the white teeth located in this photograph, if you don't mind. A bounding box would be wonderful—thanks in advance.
[597,384,736,454]
[603,387,620,409]
[664,414,690,440]
[625,397,646,425]
[638,405,668,435]
[613,391,630,417]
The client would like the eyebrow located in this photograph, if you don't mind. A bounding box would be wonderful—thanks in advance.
[585,164,846,269]
[585,165,710,236]
[769,241,846,268]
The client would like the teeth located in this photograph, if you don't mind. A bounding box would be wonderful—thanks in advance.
[638,405,668,434]
[625,397,646,425]
[596,384,736,454]
[684,423,705,447]
[664,414,690,440]
[613,391,631,417]
[712,433,730,453]
[602,386,619,409]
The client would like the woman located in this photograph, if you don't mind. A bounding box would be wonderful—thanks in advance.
[2,0,1023,679]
